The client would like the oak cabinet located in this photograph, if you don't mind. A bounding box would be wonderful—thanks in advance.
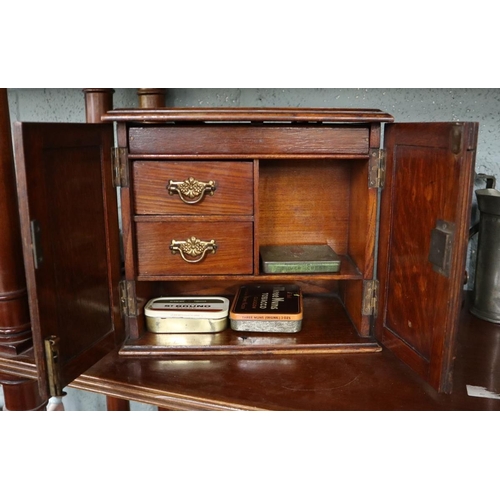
[12,108,478,401]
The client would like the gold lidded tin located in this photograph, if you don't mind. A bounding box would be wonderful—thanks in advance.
[144,296,229,333]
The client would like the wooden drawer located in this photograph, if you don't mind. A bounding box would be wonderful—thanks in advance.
[136,220,253,276]
[128,125,370,156]
[133,161,254,215]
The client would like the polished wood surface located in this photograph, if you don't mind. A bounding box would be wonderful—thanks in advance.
[136,220,254,276]
[4,104,489,410]
[74,294,500,410]
[105,395,130,411]
[120,295,381,357]
[133,161,254,215]
[121,115,382,359]
[377,123,478,393]
[127,125,371,157]
[13,122,123,400]
[0,89,32,355]
[103,107,395,123]
[82,89,114,124]
[258,160,351,252]
[0,89,40,410]
[83,88,130,412]
[1,293,498,410]
[136,88,166,109]
[1,375,46,411]
[114,109,476,384]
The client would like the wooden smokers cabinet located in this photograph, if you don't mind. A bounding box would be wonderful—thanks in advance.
[12,108,478,401]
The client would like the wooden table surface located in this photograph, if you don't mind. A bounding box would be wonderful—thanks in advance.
[72,295,500,410]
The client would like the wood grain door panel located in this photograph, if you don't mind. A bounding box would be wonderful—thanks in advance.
[14,122,122,399]
[376,122,478,393]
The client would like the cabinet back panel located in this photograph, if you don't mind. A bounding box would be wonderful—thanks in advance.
[258,160,350,254]
[157,279,340,297]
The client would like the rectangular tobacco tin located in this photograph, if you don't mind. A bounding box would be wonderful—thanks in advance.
[230,284,303,333]
[145,296,229,333]
[260,244,341,274]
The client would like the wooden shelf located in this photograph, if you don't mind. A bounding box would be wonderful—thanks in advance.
[119,295,380,357]
[136,254,362,282]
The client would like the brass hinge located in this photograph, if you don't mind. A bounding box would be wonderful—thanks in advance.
[119,280,137,317]
[112,147,129,188]
[362,280,379,317]
[44,336,64,397]
[369,149,386,189]
[451,125,462,154]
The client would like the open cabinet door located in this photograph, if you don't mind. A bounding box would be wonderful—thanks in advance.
[14,122,124,400]
[376,122,478,393]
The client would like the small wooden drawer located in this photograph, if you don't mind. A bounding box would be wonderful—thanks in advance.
[133,161,254,215]
[136,220,254,276]
[128,125,370,156]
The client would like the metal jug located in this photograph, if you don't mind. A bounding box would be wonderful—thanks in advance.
[470,175,500,323]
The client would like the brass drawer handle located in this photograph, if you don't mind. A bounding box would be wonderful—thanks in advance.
[167,177,216,205]
[170,236,217,264]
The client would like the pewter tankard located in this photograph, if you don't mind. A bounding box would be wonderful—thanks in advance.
[471,175,500,323]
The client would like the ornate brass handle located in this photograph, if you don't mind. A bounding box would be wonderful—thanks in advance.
[167,177,216,205]
[170,236,217,264]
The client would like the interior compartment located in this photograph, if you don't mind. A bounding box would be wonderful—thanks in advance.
[122,289,381,356]
[122,155,377,353]
[258,159,372,276]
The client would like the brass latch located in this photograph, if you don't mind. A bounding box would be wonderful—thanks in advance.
[369,149,386,189]
[429,220,455,277]
[30,219,43,269]
[362,280,379,317]
[44,336,64,397]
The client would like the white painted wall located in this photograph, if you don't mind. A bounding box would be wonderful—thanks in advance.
[2,88,499,410]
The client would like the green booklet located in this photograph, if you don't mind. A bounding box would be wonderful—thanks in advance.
[260,244,341,274]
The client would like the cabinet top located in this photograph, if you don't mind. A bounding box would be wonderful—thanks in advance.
[102,107,395,124]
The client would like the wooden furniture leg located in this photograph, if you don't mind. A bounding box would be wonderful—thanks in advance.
[106,395,131,411]
[1,374,46,411]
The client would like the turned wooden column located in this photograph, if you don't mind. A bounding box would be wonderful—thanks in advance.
[0,88,44,410]
[82,88,115,123]
[137,88,166,108]
[0,89,32,355]
[1,375,46,411]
